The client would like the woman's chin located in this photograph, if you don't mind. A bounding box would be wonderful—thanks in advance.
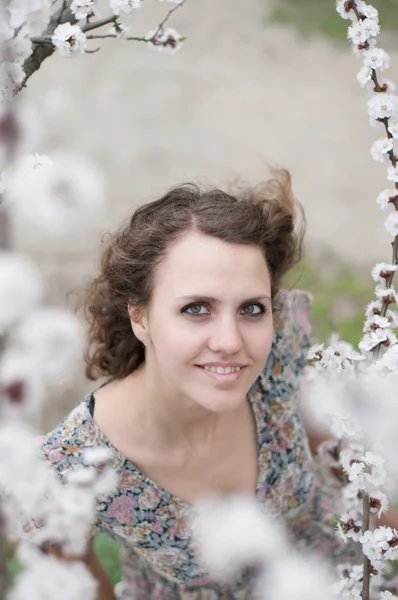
[192,393,246,413]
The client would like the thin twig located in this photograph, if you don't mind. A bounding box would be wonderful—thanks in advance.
[156,0,185,34]
[361,494,371,600]
[86,33,147,41]
[81,14,117,32]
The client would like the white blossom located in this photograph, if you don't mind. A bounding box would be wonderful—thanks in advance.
[352,35,376,58]
[260,555,335,600]
[307,343,324,361]
[336,511,363,543]
[107,22,131,38]
[375,287,397,303]
[388,120,398,138]
[370,490,389,518]
[368,94,397,121]
[357,65,372,87]
[371,138,394,162]
[377,189,398,210]
[308,338,363,376]
[359,330,388,352]
[382,79,397,93]
[348,22,368,46]
[349,19,379,45]
[386,308,398,327]
[359,527,397,562]
[109,0,140,16]
[373,315,391,328]
[6,152,105,235]
[146,27,184,53]
[372,262,397,282]
[13,307,84,383]
[366,299,383,318]
[83,447,113,466]
[381,592,396,600]
[4,36,33,64]
[332,574,362,600]
[363,4,379,21]
[363,47,390,71]
[387,166,398,183]
[8,546,98,600]
[363,452,387,488]
[332,412,363,440]
[360,529,383,562]
[2,61,24,87]
[362,17,380,38]
[192,495,285,581]
[8,0,51,36]
[336,0,357,20]
[384,211,398,236]
[71,0,97,20]
[379,343,398,371]
[0,253,43,329]
[52,23,87,57]
[0,349,46,417]
[363,313,392,333]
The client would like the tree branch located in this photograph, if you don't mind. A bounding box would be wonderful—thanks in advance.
[361,494,371,600]
[81,15,117,33]
[16,2,77,93]
[17,0,186,94]
[156,0,185,34]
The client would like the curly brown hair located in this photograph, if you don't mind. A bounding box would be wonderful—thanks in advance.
[81,169,305,380]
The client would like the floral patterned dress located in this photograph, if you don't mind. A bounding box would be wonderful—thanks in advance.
[36,290,344,600]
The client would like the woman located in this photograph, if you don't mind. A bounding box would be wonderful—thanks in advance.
[38,171,345,599]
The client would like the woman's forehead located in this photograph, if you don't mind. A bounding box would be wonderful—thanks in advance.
[154,232,271,297]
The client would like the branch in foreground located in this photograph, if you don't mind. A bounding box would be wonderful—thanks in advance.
[17,2,77,93]
[361,494,371,600]
[17,0,185,93]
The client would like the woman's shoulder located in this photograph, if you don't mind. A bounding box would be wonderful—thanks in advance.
[250,288,313,405]
[36,395,98,478]
[273,288,312,336]
[272,288,312,364]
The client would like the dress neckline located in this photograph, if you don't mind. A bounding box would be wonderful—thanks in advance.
[83,375,265,511]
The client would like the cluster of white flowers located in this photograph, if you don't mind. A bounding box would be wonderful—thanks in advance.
[3,152,106,234]
[307,336,364,377]
[146,26,185,53]
[360,526,398,563]
[192,495,335,600]
[305,5,398,600]
[333,563,364,600]
[51,22,87,57]
[0,0,185,96]
[336,511,363,543]
[0,0,190,598]
[70,0,98,21]
[109,0,140,17]
[340,1,398,275]
[0,0,50,96]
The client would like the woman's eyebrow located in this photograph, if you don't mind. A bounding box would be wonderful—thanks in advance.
[176,295,271,303]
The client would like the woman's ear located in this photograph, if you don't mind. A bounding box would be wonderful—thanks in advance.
[128,303,151,346]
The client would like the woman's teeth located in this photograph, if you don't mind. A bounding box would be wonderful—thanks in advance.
[203,366,242,374]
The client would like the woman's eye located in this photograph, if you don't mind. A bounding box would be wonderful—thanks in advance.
[182,303,266,316]
[183,303,208,315]
[241,303,266,316]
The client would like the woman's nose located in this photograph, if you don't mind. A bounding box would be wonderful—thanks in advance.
[208,317,244,355]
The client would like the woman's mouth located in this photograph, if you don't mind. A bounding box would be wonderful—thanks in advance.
[195,365,246,381]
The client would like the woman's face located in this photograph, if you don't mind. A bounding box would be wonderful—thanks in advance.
[134,231,274,413]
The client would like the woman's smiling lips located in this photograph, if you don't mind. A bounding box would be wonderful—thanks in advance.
[195,363,247,381]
